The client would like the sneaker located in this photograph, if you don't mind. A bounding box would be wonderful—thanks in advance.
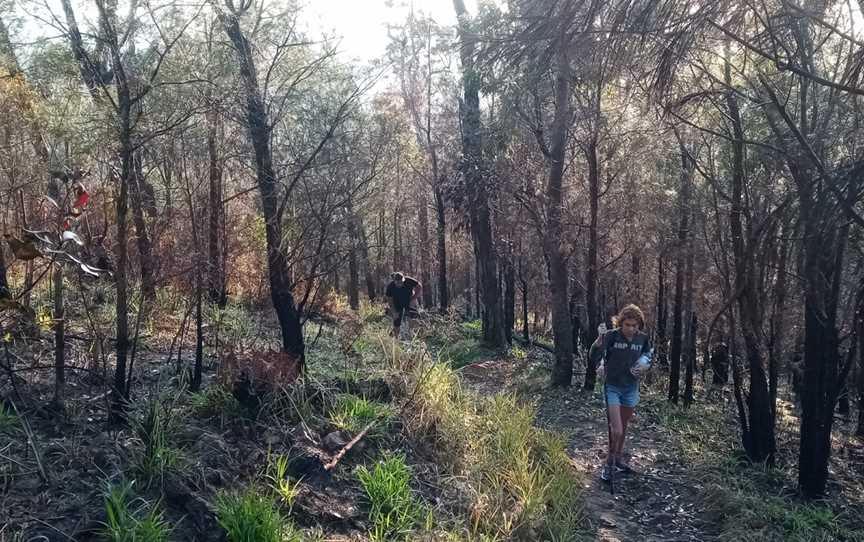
[600,464,613,482]
[614,460,634,474]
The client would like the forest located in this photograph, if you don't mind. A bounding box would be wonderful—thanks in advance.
[1,0,863,540]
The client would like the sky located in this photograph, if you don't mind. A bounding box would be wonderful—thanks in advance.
[298,0,476,62]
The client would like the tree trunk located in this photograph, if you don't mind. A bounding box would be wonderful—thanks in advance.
[347,211,360,311]
[669,142,691,404]
[768,220,792,424]
[418,193,432,308]
[521,275,530,343]
[435,186,448,311]
[53,264,65,410]
[727,82,774,463]
[583,138,601,390]
[207,107,226,306]
[454,0,506,347]
[0,244,9,300]
[357,216,376,301]
[856,288,864,437]
[683,243,695,407]
[220,8,304,366]
[131,154,156,301]
[504,258,515,344]
[656,254,668,367]
[546,45,574,387]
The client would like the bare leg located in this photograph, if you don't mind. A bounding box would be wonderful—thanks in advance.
[616,406,635,458]
[606,404,623,466]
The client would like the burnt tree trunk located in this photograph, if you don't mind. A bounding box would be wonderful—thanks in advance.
[454,0,506,347]
[656,254,668,367]
[545,44,575,387]
[346,208,361,311]
[418,194,432,308]
[220,6,305,366]
[435,185,448,311]
[207,106,226,306]
[727,82,774,464]
[669,141,691,404]
[503,258,515,345]
[583,137,601,390]
[131,154,156,301]
[683,243,695,407]
[53,264,65,410]
[357,216,376,302]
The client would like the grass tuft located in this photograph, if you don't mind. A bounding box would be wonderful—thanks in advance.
[216,489,301,542]
[101,481,170,542]
[357,454,422,541]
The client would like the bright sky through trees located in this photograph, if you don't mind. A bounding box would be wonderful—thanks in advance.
[299,0,476,61]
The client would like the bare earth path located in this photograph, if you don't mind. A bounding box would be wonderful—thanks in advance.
[460,358,718,542]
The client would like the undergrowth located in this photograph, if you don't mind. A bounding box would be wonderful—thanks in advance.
[640,388,863,542]
[378,332,587,541]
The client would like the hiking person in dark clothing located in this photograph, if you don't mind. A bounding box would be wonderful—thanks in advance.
[711,342,729,387]
[590,304,653,482]
[385,272,422,337]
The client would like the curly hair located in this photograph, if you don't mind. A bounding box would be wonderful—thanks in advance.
[612,304,645,329]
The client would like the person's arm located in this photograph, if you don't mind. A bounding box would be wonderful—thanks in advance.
[631,336,654,376]
[590,332,609,377]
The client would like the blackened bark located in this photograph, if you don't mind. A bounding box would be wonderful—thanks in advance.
[347,213,360,311]
[220,8,304,365]
[207,107,226,306]
[418,193,432,308]
[357,216,376,301]
[669,143,691,404]
[656,254,668,367]
[435,186,448,311]
[504,259,515,344]
[727,82,774,463]
[583,138,601,390]
[131,154,156,301]
[768,222,792,425]
[546,46,575,387]
[683,240,695,407]
[856,288,864,437]
[53,264,65,409]
[520,274,529,343]
[454,0,506,347]
[0,245,9,299]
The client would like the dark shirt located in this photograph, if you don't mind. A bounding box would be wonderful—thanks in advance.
[385,277,419,310]
[590,329,652,388]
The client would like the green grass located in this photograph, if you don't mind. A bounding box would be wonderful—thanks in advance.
[376,336,587,541]
[265,453,302,512]
[216,489,301,542]
[132,396,180,487]
[638,389,863,542]
[357,454,422,541]
[329,393,393,433]
[101,481,170,542]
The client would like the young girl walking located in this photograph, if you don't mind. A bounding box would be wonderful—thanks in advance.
[590,304,653,481]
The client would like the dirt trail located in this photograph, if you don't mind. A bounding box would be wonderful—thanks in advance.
[460,358,717,542]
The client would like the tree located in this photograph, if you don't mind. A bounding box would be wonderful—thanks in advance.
[453,0,506,347]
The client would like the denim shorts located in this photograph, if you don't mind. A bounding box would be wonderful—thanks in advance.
[605,383,640,407]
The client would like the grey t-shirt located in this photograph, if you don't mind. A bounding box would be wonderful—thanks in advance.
[590,329,652,388]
